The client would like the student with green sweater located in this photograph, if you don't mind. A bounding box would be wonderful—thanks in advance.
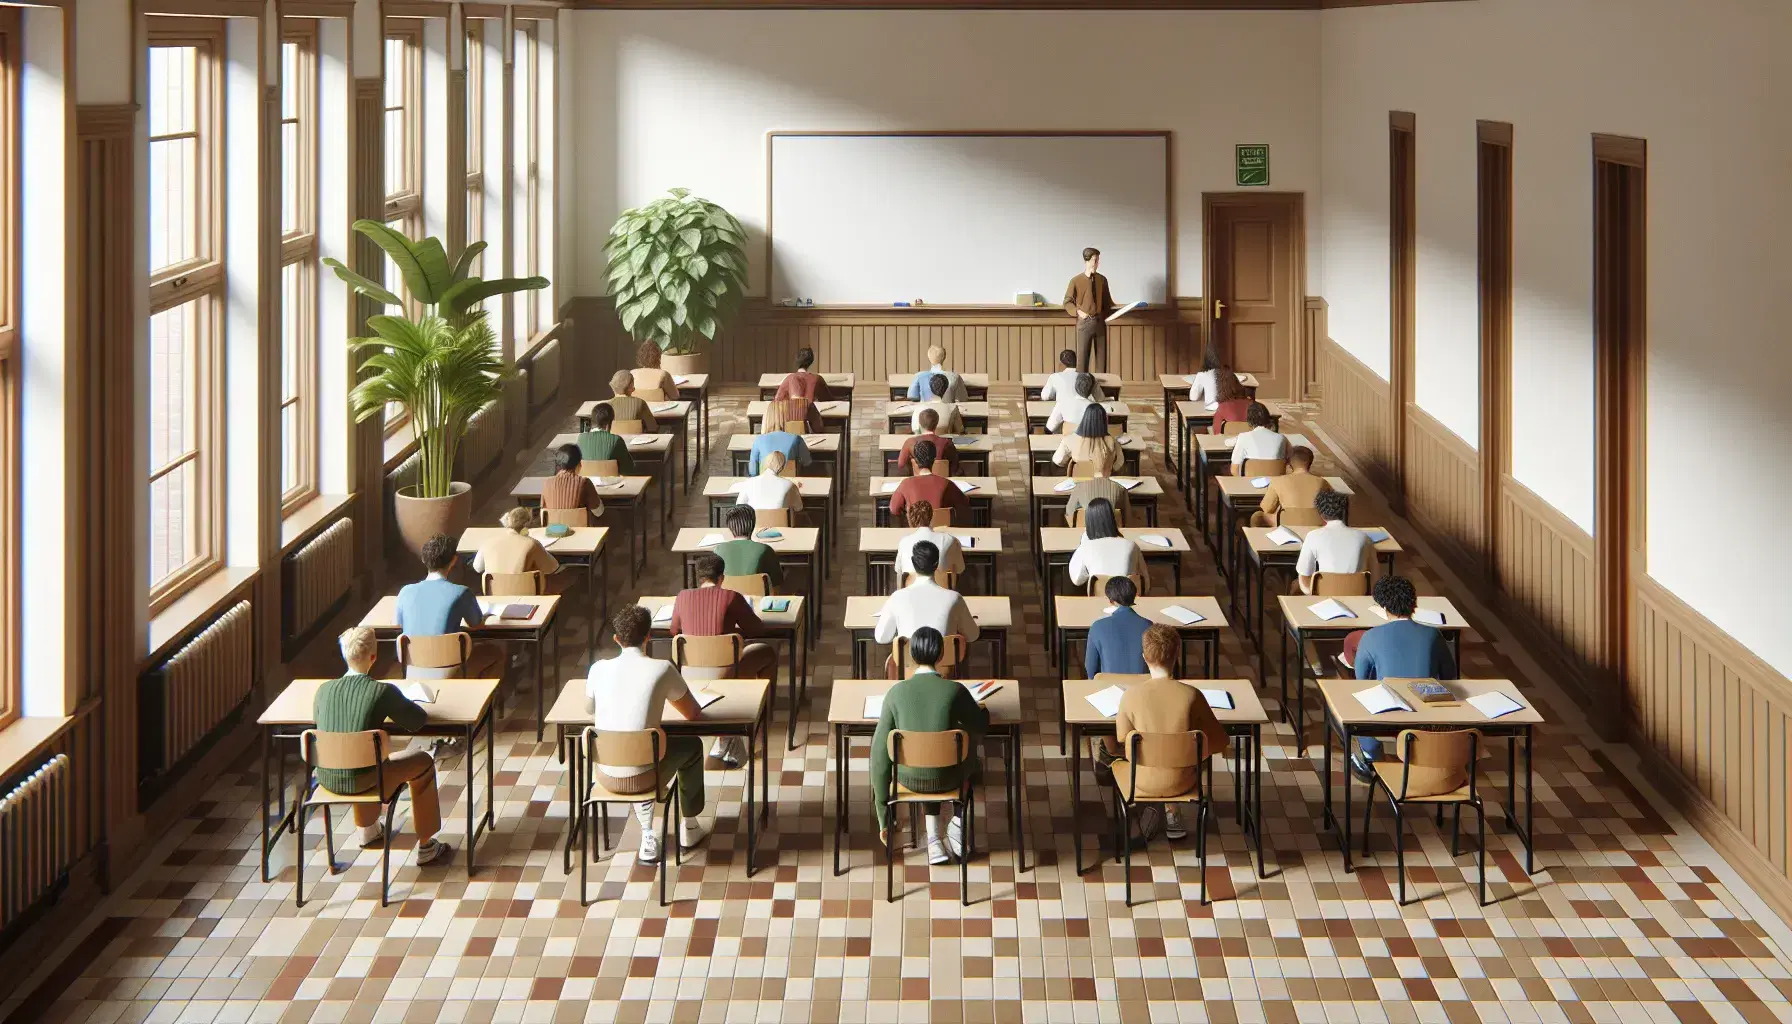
[712,504,784,589]
[311,626,453,865]
[575,402,634,474]
[869,626,988,866]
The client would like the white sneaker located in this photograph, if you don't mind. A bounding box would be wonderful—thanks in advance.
[636,830,662,864]
[946,816,965,860]
[415,840,453,866]
[1163,807,1188,841]
[358,823,385,849]
[927,837,950,865]
[678,817,712,850]
[710,736,746,767]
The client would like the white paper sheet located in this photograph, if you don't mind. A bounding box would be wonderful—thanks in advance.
[1161,604,1205,625]
[691,689,725,710]
[1053,479,1077,493]
[1467,691,1524,719]
[1205,402,1219,412]
[955,480,979,493]
[1309,598,1355,620]
[1106,299,1146,323]
[652,604,673,621]
[1140,535,1171,548]
[673,375,691,385]
[536,535,562,549]
[960,536,975,548]
[1353,684,1413,714]
[627,436,653,447]
[1114,478,1143,491]
[652,403,678,413]
[862,696,885,719]
[1267,526,1301,546]
[1250,477,1272,488]
[698,534,726,547]
[1117,435,1133,445]
[1085,685,1125,718]
[880,480,900,493]
[1199,688,1234,710]
[399,682,435,704]
[1413,608,1448,627]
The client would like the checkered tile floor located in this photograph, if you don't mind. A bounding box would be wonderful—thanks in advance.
[14,387,1792,1024]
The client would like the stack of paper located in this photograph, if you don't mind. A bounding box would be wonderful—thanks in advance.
[1140,535,1172,548]
[399,681,436,704]
[1085,685,1126,718]
[1250,477,1272,488]
[1053,479,1077,493]
[1161,605,1205,625]
[955,480,979,493]
[862,696,885,719]
[1309,598,1356,620]
[1267,526,1301,546]
[691,689,725,710]
[1413,608,1448,627]
[1353,684,1413,714]
[1114,478,1143,491]
[1199,688,1234,710]
[1467,691,1524,719]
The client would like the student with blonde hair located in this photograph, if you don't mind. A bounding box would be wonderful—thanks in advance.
[908,344,968,402]
[733,450,805,515]
[472,505,568,592]
[605,369,658,432]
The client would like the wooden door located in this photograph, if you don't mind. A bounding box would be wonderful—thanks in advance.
[1205,194,1304,401]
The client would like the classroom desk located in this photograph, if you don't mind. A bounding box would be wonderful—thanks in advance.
[884,402,993,435]
[1052,596,1229,747]
[827,678,1025,878]
[746,400,853,467]
[758,371,856,400]
[1026,434,1143,477]
[1190,431,1314,535]
[728,432,843,491]
[858,527,1002,595]
[870,476,997,527]
[1276,595,1468,749]
[1238,525,1402,645]
[1037,525,1189,594]
[1061,677,1267,877]
[1316,677,1541,875]
[1026,400,1131,435]
[887,372,990,401]
[877,434,993,477]
[674,374,711,474]
[546,677,772,876]
[1028,475,1162,533]
[550,432,677,527]
[1159,372,1259,457]
[257,678,499,880]
[673,527,824,638]
[361,594,564,740]
[576,400,694,491]
[1212,474,1353,576]
[511,475,653,579]
[704,475,837,552]
[635,595,808,751]
[842,595,1012,680]
[457,526,610,655]
[1173,399,1284,501]
[1023,372,1121,401]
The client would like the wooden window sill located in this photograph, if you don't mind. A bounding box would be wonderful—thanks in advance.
[517,323,564,364]
[384,421,418,471]
[146,566,258,668]
[0,715,76,784]
[280,493,355,555]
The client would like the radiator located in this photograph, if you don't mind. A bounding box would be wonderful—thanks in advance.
[457,399,505,483]
[286,517,355,641]
[144,601,255,775]
[1,754,72,929]
[527,338,561,413]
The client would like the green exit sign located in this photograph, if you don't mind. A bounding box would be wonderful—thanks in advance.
[1236,144,1270,187]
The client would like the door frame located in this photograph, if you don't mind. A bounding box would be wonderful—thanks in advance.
[1388,111,1416,511]
[1201,191,1307,395]
[1476,120,1514,583]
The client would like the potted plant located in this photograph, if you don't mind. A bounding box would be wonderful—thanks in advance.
[325,221,548,554]
[605,188,748,376]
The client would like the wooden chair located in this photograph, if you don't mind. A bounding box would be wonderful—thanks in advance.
[722,573,772,597]
[900,570,959,592]
[1241,458,1287,478]
[399,632,472,680]
[929,459,952,480]
[612,419,645,437]
[882,728,977,905]
[580,459,621,478]
[672,632,743,682]
[1275,506,1324,528]
[777,459,801,478]
[482,571,544,596]
[1361,727,1487,906]
[635,386,671,403]
[928,507,953,528]
[1110,730,1216,906]
[1087,573,1147,598]
[1221,420,1252,436]
[893,632,967,677]
[752,507,792,529]
[539,506,590,529]
[580,726,681,907]
[1312,571,1373,596]
[297,729,402,907]
[781,419,808,435]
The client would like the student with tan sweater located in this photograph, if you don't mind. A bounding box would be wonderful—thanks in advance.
[1250,446,1331,527]
[1105,624,1228,841]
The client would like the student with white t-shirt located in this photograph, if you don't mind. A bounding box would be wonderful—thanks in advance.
[1296,490,1374,594]
[731,450,805,515]
[1185,349,1224,406]
[1040,349,1108,403]
[893,500,966,581]
[1045,372,1100,435]
[1067,498,1150,593]
[1229,402,1288,469]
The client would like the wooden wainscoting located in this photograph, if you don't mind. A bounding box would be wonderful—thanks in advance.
[1302,298,1326,400]
[1316,339,1394,487]
[1402,404,1482,568]
[1497,475,1599,692]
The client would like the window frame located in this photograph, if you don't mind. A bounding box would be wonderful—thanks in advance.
[279,19,319,513]
[512,17,543,346]
[463,16,484,275]
[0,7,20,727]
[381,19,424,439]
[146,17,228,613]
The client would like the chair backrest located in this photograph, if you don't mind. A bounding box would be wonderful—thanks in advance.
[540,506,589,528]
[1122,730,1209,771]
[1221,420,1252,436]
[722,573,771,597]
[585,727,666,773]
[781,419,807,434]
[672,632,744,670]
[887,728,970,771]
[581,459,621,478]
[1276,506,1324,528]
[777,459,800,478]
[1392,727,1479,799]
[901,570,958,591]
[1242,458,1287,478]
[1069,460,1098,480]
[895,633,966,675]
[753,507,791,528]
[1088,573,1145,597]
[398,632,472,680]
[1312,571,1373,596]
[612,419,645,437]
[928,506,953,528]
[483,571,543,596]
[928,459,951,480]
[635,386,670,403]
[302,729,385,772]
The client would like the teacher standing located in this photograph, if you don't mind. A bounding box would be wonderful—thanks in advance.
[1064,247,1117,373]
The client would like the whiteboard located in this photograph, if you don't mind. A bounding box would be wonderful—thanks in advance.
[768,134,1170,307]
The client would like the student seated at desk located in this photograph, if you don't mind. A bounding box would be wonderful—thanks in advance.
[1296,491,1374,595]
[775,346,833,404]
[910,373,965,434]
[472,506,570,593]
[543,444,607,519]
[1208,371,1253,434]
[1185,347,1225,407]
[1068,498,1150,594]
[587,605,713,863]
[894,500,966,580]
[766,394,827,435]
[869,626,987,863]
[576,404,634,474]
[1040,348,1107,402]
[604,369,659,432]
[1084,576,1151,677]
[887,440,968,524]
[313,626,453,865]
[1062,457,1133,527]
[897,408,959,475]
[713,504,784,590]
[1097,624,1228,842]
[631,341,678,400]
[1052,403,1124,476]
[1250,445,1329,527]
[748,420,814,476]
[1343,575,1458,782]
[669,553,779,766]
[1045,372,1099,435]
[907,344,969,403]
[1230,402,1287,470]
[396,534,505,678]
[733,451,805,515]
[874,541,980,678]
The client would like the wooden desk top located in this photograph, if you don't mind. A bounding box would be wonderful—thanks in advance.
[1242,525,1402,557]
[1039,527,1192,555]
[1160,372,1260,390]
[1025,401,1130,417]
[635,595,806,632]
[870,476,999,498]
[888,372,992,388]
[728,432,840,452]
[1052,596,1229,631]
[827,678,1021,725]
[512,475,651,500]
[857,527,1004,553]
[1027,434,1145,452]
[550,432,674,454]
[878,433,994,452]
[575,399,693,419]
[672,374,709,391]
[362,594,562,632]
[1196,431,1314,453]
[843,595,1013,631]
[747,400,851,419]
[704,476,834,499]
[546,678,771,729]
[458,526,610,556]
[1317,678,1543,728]
[261,678,501,727]
[1024,372,1121,389]
[672,527,820,554]
[1063,677,1268,727]
[885,401,993,418]
[1276,594,1468,632]
[759,371,856,388]
[1176,398,1285,418]
[1030,476,1162,498]
[1218,474,1353,499]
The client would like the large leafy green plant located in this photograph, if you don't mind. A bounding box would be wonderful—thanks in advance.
[347,312,510,499]
[324,219,548,327]
[605,188,748,355]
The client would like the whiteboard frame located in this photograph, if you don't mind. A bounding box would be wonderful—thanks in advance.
[764,130,1175,309]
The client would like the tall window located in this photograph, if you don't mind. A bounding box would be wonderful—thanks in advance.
[382,21,423,437]
[279,21,318,510]
[513,19,545,345]
[0,8,20,725]
[147,22,225,606]
[463,18,484,275]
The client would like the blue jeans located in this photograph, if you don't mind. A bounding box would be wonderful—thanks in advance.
[1357,737,1381,760]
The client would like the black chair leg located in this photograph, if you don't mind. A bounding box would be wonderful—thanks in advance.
[885,802,897,904]
[598,803,609,853]
[295,805,307,908]
[381,803,396,907]
[1120,800,1135,908]
[1392,801,1407,905]
[1196,801,1210,907]
[1361,786,1375,857]
[323,807,339,875]
[959,797,970,907]
[1451,804,1462,856]
[658,799,672,907]
[580,800,590,907]
[1435,804,1444,827]
[1476,801,1488,906]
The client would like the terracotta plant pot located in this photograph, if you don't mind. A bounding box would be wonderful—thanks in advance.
[392,481,473,557]
[661,351,709,376]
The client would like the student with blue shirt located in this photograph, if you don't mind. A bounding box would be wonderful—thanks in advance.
[1348,574,1457,781]
[395,533,504,678]
[906,345,968,403]
[1084,576,1151,677]
[747,419,814,476]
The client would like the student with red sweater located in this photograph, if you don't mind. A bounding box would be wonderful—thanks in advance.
[773,346,833,404]
[668,553,779,766]
[1208,370,1254,434]
[887,440,969,524]
[896,408,959,475]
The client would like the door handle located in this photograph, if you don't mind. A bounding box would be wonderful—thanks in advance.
[1213,299,1226,320]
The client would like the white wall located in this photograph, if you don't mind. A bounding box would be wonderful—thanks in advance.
[1318,0,1792,676]
[565,9,1321,299]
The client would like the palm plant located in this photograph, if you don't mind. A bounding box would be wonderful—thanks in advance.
[324,219,549,327]
[605,188,748,354]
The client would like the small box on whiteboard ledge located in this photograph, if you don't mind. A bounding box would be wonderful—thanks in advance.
[1015,291,1039,306]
